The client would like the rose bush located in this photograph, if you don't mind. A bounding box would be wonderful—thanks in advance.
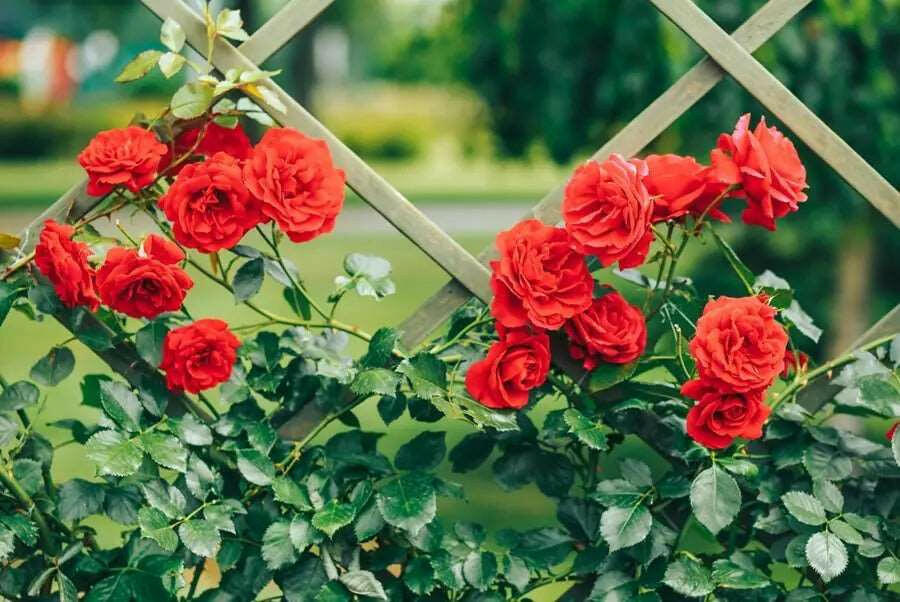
[0,7,897,602]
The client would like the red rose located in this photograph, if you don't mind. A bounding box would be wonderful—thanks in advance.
[643,154,731,224]
[158,152,262,253]
[160,319,240,393]
[465,327,551,409]
[243,128,346,243]
[160,122,253,176]
[780,349,809,379]
[78,126,167,196]
[562,154,653,268]
[96,234,194,319]
[712,114,808,230]
[34,220,99,311]
[565,290,647,370]
[887,422,898,441]
[682,378,771,449]
[688,295,788,392]
[490,219,593,331]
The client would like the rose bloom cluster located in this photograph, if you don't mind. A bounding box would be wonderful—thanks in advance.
[466,115,807,450]
[37,121,345,394]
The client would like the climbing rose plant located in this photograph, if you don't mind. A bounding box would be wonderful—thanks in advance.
[0,6,898,601]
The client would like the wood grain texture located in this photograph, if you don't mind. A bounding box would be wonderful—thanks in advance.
[397,0,812,348]
[651,0,900,227]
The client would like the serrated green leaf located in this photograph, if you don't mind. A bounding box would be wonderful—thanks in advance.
[812,480,843,514]
[591,479,646,507]
[449,431,495,473]
[236,449,275,486]
[463,551,497,591]
[171,82,215,119]
[85,430,144,477]
[403,556,434,595]
[588,360,637,393]
[178,519,221,557]
[619,458,653,488]
[136,320,168,368]
[30,346,75,386]
[339,570,387,600]
[350,368,400,397]
[782,491,827,526]
[312,499,355,537]
[58,572,78,602]
[599,504,652,551]
[690,466,740,535]
[138,507,177,552]
[783,300,822,343]
[877,557,900,584]
[13,459,42,495]
[0,514,37,546]
[262,521,296,570]
[397,353,446,399]
[711,559,769,589]
[116,50,162,82]
[829,519,863,545]
[353,502,385,542]
[139,432,187,473]
[98,380,143,432]
[395,431,446,471]
[563,409,607,450]
[664,556,715,598]
[289,515,316,552]
[272,476,312,510]
[58,479,106,522]
[0,380,39,411]
[803,444,852,481]
[233,258,264,302]
[805,531,847,582]
[172,413,213,446]
[376,471,436,535]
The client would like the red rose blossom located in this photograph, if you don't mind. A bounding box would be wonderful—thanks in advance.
[562,154,653,268]
[465,327,551,410]
[33,220,99,311]
[490,219,593,331]
[688,295,788,392]
[78,126,167,196]
[96,234,194,319]
[158,152,262,253]
[243,127,346,243]
[643,154,731,223]
[780,349,809,379]
[160,122,253,176]
[712,114,808,230]
[565,289,647,370]
[887,422,898,441]
[682,378,771,449]
[160,319,240,393]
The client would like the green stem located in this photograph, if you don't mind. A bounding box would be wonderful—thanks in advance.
[0,465,56,554]
[257,225,330,321]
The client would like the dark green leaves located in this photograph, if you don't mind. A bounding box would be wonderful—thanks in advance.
[351,369,400,397]
[690,466,740,535]
[0,380,39,411]
[30,346,75,386]
[664,556,714,598]
[178,519,221,557]
[236,449,275,486]
[376,471,436,535]
[450,432,495,472]
[395,431,446,471]
[805,531,847,582]
[782,491,826,526]
[58,479,105,522]
[98,381,143,432]
[709,229,754,293]
[233,258,264,302]
[599,504,652,551]
[135,320,168,368]
[312,499,356,537]
[85,431,144,477]
[138,507,177,552]
[398,353,446,399]
[563,409,608,450]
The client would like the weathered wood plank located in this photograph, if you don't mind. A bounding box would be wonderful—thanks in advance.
[238,0,336,65]
[650,0,900,227]
[142,0,493,302]
[397,0,812,348]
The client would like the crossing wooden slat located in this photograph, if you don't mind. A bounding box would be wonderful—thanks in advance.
[397,0,812,349]
[650,0,900,228]
[142,0,493,303]
[238,0,336,65]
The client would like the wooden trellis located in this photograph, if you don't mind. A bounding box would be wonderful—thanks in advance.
[12,0,900,439]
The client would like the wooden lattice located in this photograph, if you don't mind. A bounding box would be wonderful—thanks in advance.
[14,0,900,440]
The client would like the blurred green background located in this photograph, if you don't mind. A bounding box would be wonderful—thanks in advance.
[0,0,898,597]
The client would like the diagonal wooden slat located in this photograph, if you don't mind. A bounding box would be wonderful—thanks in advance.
[142,0,493,303]
[397,0,811,349]
[650,0,900,228]
[238,0,336,65]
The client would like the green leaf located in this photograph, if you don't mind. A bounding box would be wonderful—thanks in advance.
[178,519,221,557]
[262,521,297,570]
[215,8,250,41]
[588,360,637,393]
[709,229,754,293]
[783,300,822,343]
[877,557,900,584]
[805,531,848,582]
[563,409,608,451]
[171,82,215,119]
[350,368,400,397]
[233,258,264,302]
[141,480,186,519]
[376,471,436,535]
[58,479,106,522]
[710,559,769,589]
[58,572,78,602]
[619,458,653,488]
[290,515,316,552]
[803,444,852,481]
[84,573,133,602]
[397,353,447,399]
[115,50,162,82]
[138,507,177,552]
[70,307,113,350]
[362,328,397,368]
[342,253,395,300]
[172,414,213,446]
[395,431,446,471]
[893,430,900,467]
[139,432,188,473]
[160,17,185,52]
[0,281,22,327]
[135,320,168,368]
[85,430,144,477]
[0,380,39,411]
[0,514,37,546]
[664,556,715,598]
[28,281,62,314]
[449,432,495,473]
[782,491,827,526]
[353,502,385,542]
[13,459,43,495]
[377,395,406,425]
[203,501,241,534]
[98,380,143,432]
[339,570,387,600]
[829,519,863,545]
[403,556,434,596]
[592,479,646,507]
[30,346,74,386]
[272,476,312,510]
[599,504,652,551]
[0,414,16,447]
[236,449,275,486]
[812,480,843,514]
[690,466,740,535]
[463,551,497,591]
[312,499,356,537]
